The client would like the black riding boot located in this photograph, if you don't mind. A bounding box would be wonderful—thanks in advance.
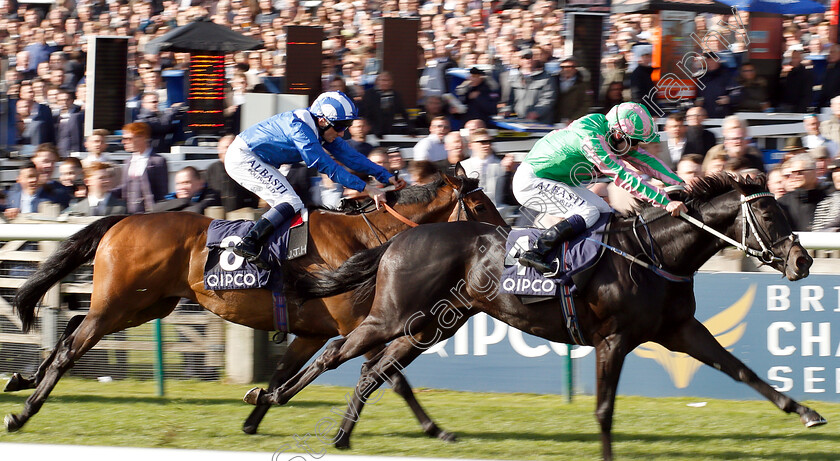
[232,218,276,269]
[518,219,582,275]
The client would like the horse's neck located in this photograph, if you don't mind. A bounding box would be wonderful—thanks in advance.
[633,202,739,274]
[309,200,452,258]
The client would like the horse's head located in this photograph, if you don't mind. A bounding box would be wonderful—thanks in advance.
[728,176,812,281]
[441,162,507,226]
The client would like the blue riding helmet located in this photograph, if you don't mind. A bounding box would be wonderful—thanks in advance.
[309,91,358,125]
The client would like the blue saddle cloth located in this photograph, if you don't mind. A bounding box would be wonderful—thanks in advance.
[203,219,292,291]
[500,213,610,297]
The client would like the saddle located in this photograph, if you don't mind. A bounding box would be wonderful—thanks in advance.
[500,212,611,298]
[203,213,308,332]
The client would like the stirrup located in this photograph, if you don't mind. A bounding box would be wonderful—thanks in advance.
[232,245,270,270]
[519,253,560,277]
[542,258,561,278]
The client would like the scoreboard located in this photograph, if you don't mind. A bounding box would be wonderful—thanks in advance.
[285,26,323,104]
[188,53,226,133]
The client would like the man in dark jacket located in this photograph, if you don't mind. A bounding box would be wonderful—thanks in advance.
[54,89,84,156]
[778,153,827,231]
[697,53,736,118]
[555,57,590,123]
[818,44,840,109]
[683,106,717,156]
[153,166,221,214]
[456,67,499,127]
[779,48,814,113]
[360,71,411,137]
[4,161,70,219]
[134,92,185,152]
[629,49,656,114]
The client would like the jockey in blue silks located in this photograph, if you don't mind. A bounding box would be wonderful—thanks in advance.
[224,91,406,266]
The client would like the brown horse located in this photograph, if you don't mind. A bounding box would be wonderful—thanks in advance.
[248,175,826,460]
[3,172,506,443]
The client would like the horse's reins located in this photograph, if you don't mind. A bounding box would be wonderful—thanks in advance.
[356,180,485,244]
[679,191,793,265]
[593,191,794,282]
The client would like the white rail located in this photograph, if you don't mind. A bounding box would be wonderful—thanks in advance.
[0,223,88,240]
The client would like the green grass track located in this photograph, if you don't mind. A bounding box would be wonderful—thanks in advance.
[0,378,837,460]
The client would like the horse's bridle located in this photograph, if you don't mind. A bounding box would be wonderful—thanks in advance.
[680,191,797,265]
[347,179,485,243]
[454,180,485,222]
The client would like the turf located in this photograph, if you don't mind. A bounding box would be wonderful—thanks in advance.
[0,378,837,460]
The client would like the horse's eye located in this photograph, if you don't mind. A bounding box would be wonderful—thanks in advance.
[474,205,487,213]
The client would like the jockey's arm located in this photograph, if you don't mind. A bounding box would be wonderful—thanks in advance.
[623,146,684,186]
[325,137,394,186]
[581,136,671,208]
[286,117,369,192]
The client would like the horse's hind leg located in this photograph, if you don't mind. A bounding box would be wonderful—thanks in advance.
[248,316,416,407]
[4,315,85,393]
[242,336,328,434]
[4,314,108,432]
[662,318,827,428]
[334,332,458,450]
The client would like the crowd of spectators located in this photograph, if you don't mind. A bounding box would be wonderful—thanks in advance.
[0,0,839,232]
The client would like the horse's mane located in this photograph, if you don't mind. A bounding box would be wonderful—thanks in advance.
[682,173,767,206]
[314,174,480,213]
[387,174,480,205]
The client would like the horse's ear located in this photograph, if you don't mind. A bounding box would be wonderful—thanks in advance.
[454,161,467,178]
[727,172,746,195]
[442,171,459,189]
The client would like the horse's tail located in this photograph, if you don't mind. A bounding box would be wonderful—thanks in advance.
[14,215,130,333]
[295,240,392,302]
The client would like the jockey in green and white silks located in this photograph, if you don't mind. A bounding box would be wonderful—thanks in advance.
[515,102,687,274]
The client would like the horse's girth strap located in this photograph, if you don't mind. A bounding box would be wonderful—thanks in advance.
[382,203,419,228]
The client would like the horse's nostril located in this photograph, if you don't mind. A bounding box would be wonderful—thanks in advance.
[796,256,810,270]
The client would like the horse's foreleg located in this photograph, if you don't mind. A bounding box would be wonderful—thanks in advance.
[662,318,827,428]
[4,315,85,393]
[242,336,328,434]
[5,316,105,432]
[594,334,631,461]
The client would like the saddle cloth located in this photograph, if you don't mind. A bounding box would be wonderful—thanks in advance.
[203,213,306,332]
[500,212,610,297]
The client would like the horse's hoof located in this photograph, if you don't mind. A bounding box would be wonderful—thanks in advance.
[5,414,22,432]
[3,373,25,392]
[243,387,265,406]
[802,410,827,428]
[437,430,458,443]
[334,439,351,450]
[242,423,258,435]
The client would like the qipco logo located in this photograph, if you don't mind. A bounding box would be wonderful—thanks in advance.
[219,236,245,271]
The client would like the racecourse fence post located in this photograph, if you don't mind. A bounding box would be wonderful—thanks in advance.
[565,344,573,403]
[37,203,62,360]
[154,318,164,396]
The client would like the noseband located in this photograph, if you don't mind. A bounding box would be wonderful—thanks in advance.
[680,191,796,265]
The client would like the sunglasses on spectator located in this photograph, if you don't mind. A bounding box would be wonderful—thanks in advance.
[787,169,810,176]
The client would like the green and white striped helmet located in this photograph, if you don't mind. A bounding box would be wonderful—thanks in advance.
[606,102,660,144]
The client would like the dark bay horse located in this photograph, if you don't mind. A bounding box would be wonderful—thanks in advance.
[3,171,507,442]
[247,174,826,459]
